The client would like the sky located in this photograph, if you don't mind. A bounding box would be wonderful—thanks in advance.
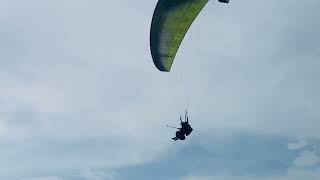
[0,0,320,179]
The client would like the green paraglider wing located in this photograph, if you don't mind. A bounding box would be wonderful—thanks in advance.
[150,0,209,72]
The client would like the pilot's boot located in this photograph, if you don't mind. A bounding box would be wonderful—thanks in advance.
[172,137,179,141]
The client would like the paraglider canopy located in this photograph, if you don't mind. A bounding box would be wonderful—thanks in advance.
[150,0,229,72]
[150,0,210,72]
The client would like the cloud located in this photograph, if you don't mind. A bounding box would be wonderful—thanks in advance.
[293,151,320,168]
[80,169,117,180]
[182,169,320,180]
[181,140,320,180]
[22,176,63,180]
[0,0,320,179]
[288,139,307,150]
[182,166,320,180]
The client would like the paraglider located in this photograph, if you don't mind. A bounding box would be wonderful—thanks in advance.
[150,0,229,141]
[150,0,229,72]
[170,110,193,141]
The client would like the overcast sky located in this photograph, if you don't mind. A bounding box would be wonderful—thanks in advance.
[1,0,320,179]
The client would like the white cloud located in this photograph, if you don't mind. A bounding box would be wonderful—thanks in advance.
[288,139,307,150]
